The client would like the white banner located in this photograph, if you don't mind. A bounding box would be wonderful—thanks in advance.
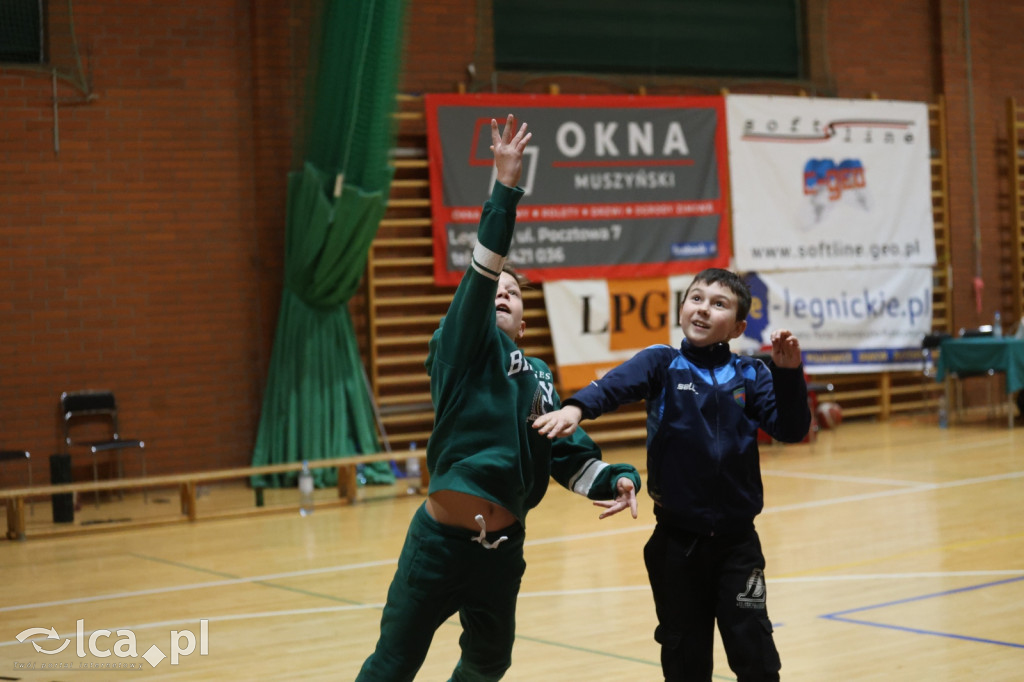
[544,267,932,390]
[740,268,933,374]
[726,95,935,271]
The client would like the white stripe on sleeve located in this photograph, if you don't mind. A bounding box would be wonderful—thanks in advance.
[471,241,505,280]
[568,458,608,497]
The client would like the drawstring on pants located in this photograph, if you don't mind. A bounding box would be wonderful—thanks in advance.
[684,536,699,557]
[470,514,508,550]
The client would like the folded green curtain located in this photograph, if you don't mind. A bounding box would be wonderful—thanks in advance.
[251,0,407,488]
[251,166,388,488]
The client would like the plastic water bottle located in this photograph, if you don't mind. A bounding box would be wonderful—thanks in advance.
[298,460,314,516]
[406,442,421,495]
[938,394,949,429]
[993,311,1002,338]
[406,442,421,478]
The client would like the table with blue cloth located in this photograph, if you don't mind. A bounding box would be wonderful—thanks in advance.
[936,336,1024,428]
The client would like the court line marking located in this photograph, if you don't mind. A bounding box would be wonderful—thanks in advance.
[0,558,399,614]
[0,604,387,649]
[525,523,654,545]
[773,570,1024,582]
[6,436,1018,674]
[511,632,661,669]
[532,470,1021,545]
[4,568,1024,682]
[760,469,930,487]
[779,528,1024,578]
[5,570,1024,649]
[819,575,1024,649]
[0,599,673,675]
[1,469,1021,618]
[765,469,1024,514]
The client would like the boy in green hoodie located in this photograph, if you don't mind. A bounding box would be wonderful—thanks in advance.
[356,115,641,682]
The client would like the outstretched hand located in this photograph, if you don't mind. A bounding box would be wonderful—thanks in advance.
[770,329,802,368]
[532,405,582,440]
[594,476,638,520]
[491,114,531,188]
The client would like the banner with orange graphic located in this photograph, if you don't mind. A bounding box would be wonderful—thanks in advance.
[543,275,695,392]
[725,95,935,272]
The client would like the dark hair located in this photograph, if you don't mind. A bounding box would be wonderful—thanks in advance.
[684,268,752,321]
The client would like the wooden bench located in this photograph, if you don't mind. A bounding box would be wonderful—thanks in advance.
[0,452,428,541]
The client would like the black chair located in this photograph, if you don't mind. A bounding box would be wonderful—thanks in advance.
[921,332,951,379]
[0,449,33,517]
[949,327,998,419]
[921,332,952,423]
[60,391,146,507]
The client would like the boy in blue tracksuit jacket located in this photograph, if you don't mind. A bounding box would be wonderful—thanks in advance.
[535,268,811,682]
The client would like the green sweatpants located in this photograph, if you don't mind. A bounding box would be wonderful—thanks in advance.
[357,503,527,682]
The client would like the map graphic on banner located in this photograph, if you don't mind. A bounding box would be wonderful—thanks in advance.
[725,95,936,271]
[424,94,730,286]
[544,266,932,391]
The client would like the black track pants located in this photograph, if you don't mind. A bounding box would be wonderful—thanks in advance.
[643,523,781,682]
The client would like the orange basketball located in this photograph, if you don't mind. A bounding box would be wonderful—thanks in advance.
[817,401,843,430]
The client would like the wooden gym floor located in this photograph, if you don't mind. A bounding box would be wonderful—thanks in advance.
[1,415,1022,680]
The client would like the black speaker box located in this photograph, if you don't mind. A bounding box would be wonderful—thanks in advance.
[49,454,74,523]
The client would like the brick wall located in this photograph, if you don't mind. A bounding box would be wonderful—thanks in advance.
[2,0,1022,487]
[0,0,285,484]
[929,0,1021,332]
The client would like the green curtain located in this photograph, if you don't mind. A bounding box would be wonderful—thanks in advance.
[251,0,407,488]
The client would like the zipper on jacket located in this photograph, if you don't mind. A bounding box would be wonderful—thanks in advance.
[710,363,722,534]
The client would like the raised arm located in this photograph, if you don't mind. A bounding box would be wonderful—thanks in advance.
[760,329,811,442]
[770,329,802,368]
[492,114,531,188]
[430,115,531,369]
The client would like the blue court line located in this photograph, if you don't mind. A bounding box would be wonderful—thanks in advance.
[820,574,1024,649]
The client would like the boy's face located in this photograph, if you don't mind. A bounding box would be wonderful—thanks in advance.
[496,271,526,342]
[679,280,747,347]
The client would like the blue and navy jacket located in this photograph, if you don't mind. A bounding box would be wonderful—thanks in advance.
[566,339,810,534]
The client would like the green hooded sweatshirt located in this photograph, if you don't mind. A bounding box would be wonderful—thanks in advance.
[424,181,640,525]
